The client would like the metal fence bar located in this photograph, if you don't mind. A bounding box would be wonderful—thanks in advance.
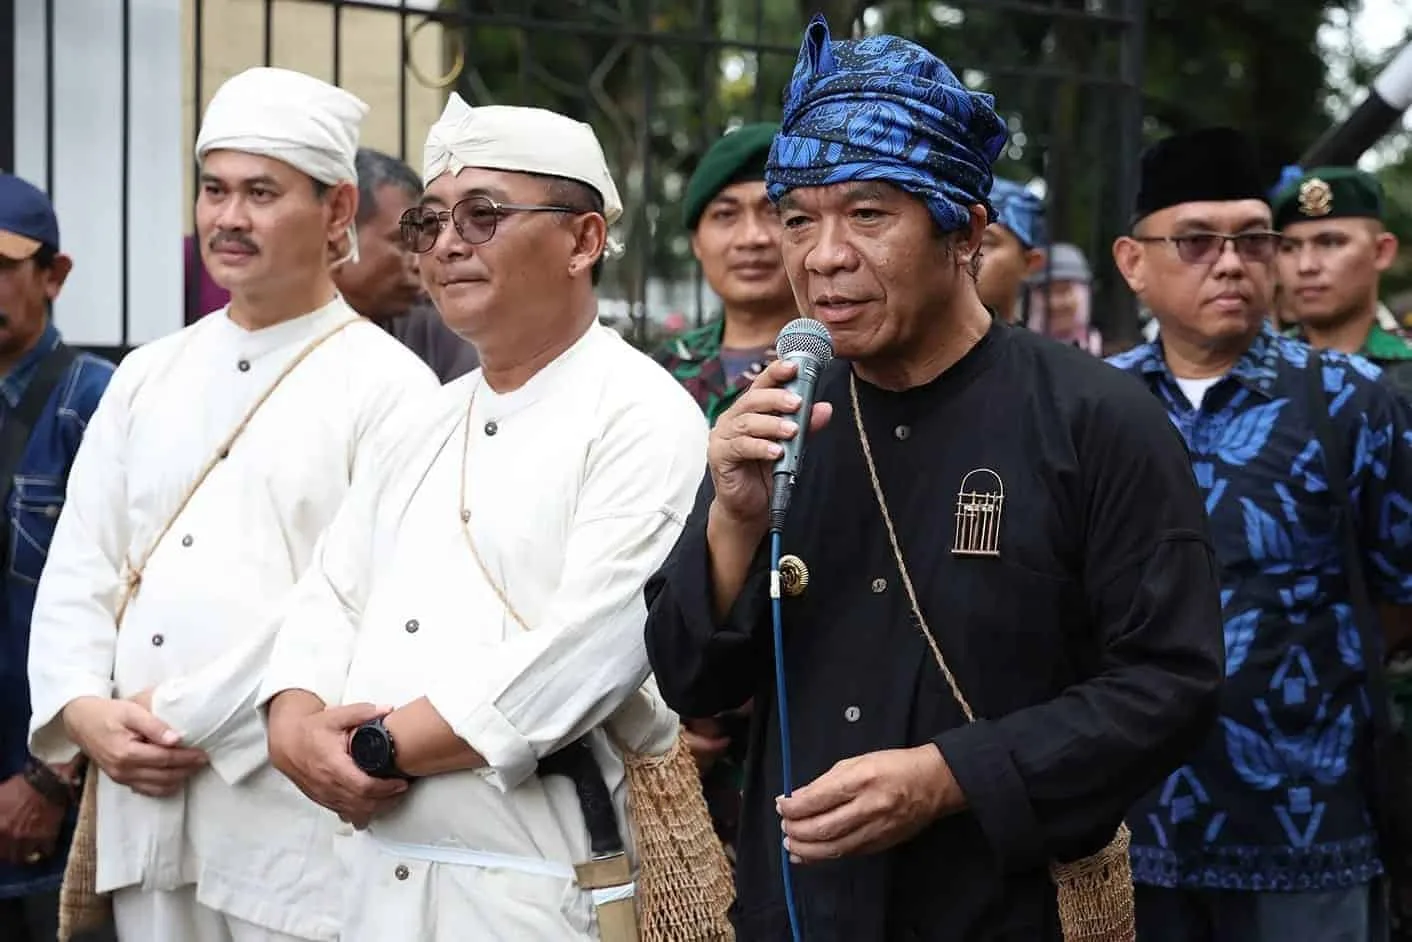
[10,0,1143,353]
[120,0,132,348]
[323,0,804,53]
[691,0,710,328]
[189,0,205,327]
[983,0,1135,26]
[636,0,657,348]
[332,0,343,86]
[44,0,55,196]
[397,0,408,163]
[751,0,766,120]
[0,0,14,173]
[1109,0,1147,342]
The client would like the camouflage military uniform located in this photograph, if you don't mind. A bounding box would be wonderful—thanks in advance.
[651,317,774,862]
[652,319,772,426]
[1288,315,1412,399]
[1362,321,1412,398]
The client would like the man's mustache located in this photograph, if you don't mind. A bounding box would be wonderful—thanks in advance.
[209,232,258,254]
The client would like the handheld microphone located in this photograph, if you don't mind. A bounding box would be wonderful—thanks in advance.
[768,318,834,533]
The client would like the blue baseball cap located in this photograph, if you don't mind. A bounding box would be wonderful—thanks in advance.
[0,173,60,261]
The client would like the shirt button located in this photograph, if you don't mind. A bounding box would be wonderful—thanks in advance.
[405,619,419,634]
[484,421,498,436]
[44,505,59,519]
[151,634,164,647]
[844,705,861,723]
[871,578,887,593]
[394,864,409,881]
[894,425,910,441]
[237,359,250,373]
[180,534,194,548]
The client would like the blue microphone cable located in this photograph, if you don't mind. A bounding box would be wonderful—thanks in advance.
[769,528,804,942]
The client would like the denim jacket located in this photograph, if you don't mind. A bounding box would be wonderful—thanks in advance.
[0,323,114,898]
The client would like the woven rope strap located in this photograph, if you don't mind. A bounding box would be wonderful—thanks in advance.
[57,317,361,941]
[849,373,1135,942]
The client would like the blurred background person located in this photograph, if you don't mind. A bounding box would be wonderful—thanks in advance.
[0,172,115,942]
[1028,242,1102,354]
[654,123,795,424]
[1273,166,1412,395]
[334,147,480,383]
[976,176,1044,323]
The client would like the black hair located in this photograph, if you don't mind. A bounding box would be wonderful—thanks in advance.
[931,222,983,282]
[538,175,607,286]
[354,148,423,223]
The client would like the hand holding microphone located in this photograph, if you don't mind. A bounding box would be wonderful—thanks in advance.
[706,319,835,539]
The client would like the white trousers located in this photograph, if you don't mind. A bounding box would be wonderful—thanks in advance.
[112,887,311,942]
[340,831,600,941]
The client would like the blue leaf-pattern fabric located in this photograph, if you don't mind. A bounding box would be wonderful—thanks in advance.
[1224,609,1259,677]
[1110,322,1412,891]
[989,177,1045,248]
[763,14,1009,232]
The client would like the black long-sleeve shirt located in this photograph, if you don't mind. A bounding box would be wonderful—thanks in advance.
[644,321,1226,941]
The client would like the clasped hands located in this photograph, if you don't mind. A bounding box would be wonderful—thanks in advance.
[61,690,207,799]
[777,744,964,864]
[266,692,406,830]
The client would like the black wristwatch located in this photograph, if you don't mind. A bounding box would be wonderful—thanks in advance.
[23,757,80,807]
[348,718,412,780]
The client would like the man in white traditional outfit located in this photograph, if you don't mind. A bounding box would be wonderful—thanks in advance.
[258,95,709,941]
[24,67,438,941]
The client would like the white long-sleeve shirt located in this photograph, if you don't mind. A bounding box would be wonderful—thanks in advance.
[256,322,707,941]
[27,297,439,940]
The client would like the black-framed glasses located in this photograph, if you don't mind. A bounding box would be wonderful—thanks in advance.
[399,196,579,254]
[1134,231,1282,265]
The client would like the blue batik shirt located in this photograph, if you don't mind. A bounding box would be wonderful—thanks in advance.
[1109,322,1412,892]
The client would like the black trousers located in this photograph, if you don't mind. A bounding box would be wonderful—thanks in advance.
[1135,883,1386,942]
[0,889,117,942]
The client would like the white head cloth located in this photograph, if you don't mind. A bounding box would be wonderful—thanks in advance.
[195,67,369,265]
[423,94,625,257]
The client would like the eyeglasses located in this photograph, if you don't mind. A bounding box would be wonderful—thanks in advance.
[399,196,580,254]
[1133,231,1282,265]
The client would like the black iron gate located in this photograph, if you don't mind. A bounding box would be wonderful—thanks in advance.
[8,0,1147,353]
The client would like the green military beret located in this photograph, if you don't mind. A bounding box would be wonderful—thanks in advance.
[1272,166,1384,230]
[682,123,780,231]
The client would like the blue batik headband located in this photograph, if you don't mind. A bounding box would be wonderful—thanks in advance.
[765,15,1009,233]
[989,177,1044,249]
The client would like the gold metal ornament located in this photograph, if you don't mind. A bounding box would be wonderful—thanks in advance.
[778,554,810,597]
[1297,178,1333,218]
[405,17,466,90]
[952,468,1004,557]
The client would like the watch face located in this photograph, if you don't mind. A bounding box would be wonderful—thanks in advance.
[349,725,392,774]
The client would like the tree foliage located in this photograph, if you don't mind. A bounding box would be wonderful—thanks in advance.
[432,0,1395,338]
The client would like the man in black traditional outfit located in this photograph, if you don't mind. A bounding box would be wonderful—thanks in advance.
[643,15,1226,942]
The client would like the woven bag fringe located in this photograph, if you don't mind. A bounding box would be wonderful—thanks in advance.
[58,770,110,940]
[1050,822,1135,942]
[623,734,735,941]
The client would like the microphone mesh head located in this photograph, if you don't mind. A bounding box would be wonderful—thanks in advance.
[775,318,834,366]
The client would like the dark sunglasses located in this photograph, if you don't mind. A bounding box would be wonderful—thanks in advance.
[399,196,579,254]
[1133,231,1282,265]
